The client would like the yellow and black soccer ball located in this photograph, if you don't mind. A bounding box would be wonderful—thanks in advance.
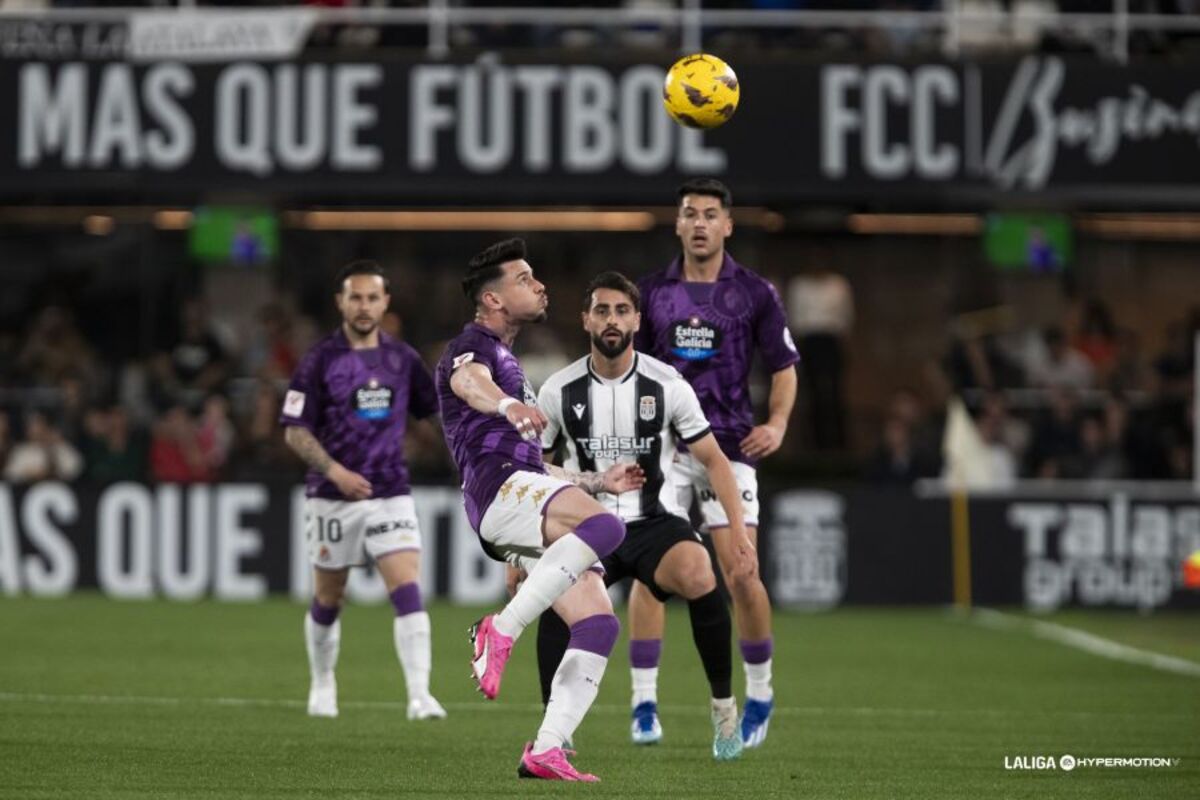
[662,53,740,129]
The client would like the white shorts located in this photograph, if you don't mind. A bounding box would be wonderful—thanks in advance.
[665,452,760,532]
[478,470,579,573]
[305,495,421,570]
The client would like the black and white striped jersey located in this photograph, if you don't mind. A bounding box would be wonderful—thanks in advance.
[538,352,711,522]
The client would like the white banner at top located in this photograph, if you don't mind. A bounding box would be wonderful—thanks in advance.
[128,9,318,62]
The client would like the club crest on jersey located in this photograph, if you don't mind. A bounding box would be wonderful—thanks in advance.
[639,395,657,421]
[354,378,393,420]
[671,317,722,361]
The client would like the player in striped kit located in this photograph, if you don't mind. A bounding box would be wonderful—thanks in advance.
[531,271,757,761]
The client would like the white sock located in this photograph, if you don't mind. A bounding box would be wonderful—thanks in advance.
[494,533,598,640]
[533,648,609,753]
[631,667,659,707]
[304,614,340,684]
[745,658,773,701]
[393,611,431,701]
[712,696,735,710]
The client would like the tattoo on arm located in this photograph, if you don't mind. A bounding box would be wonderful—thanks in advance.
[285,426,333,475]
[546,464,605,495]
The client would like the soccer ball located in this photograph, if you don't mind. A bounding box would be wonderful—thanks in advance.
[662,53,740,129]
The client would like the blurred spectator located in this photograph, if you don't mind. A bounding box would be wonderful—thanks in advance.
[197,394,236,476]
[1153,320,1194,398]
[151,299,229,410]
[788,264,854,449]
[1061,412,1129,480]
[1108,328,1154,395]
[975,396,1019,486]
[4,411,83,484]
[1072,299,1118,377]
[230,381,299,480]
[518,326,572,392]
[149,406,215,484]
[1029,326,1094,390]
[16,306,99,387]
[81,406,148,483]
[1026,388,1083,478]
[864,416,942,484]
[243,302,303,381]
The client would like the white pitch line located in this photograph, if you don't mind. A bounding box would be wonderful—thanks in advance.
[0,691,1192,720]
[971,607,1200,679]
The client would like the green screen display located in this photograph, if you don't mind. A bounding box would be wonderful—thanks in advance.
[983,213,1072,273]
[188,207,278,265]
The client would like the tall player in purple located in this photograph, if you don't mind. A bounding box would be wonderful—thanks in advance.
[281,261,446,722]
[632,178,799,748]
[435,238,644,782]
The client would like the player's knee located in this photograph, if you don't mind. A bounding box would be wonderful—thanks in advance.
[678,567,718,599]
[727,571,764,602]
[575,512,625,559]
[569,612,621,657]
[314,588,345,608]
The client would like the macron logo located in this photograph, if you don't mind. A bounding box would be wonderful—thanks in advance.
[572,403,587,420]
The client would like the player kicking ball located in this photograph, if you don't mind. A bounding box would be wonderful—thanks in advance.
[281,260,446,722]
[435,239,644,782]
[529,271,756,761]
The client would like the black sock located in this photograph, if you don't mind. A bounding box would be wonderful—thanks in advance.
[688,589,733,700]
[535,608,571,707]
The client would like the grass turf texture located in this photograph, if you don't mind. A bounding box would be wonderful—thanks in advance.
[1,595,1197,799]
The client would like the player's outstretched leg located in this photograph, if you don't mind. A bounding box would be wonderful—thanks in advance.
[471,491,624,700]
[518,572,618,782]
[627,580,666,744]
[304,598,341,718]
[711,524,775,748]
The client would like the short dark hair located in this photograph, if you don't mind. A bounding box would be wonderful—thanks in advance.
[584,271,640,311]
[336,260,389,292]
[677,177,732,209]
[463,238,526,306]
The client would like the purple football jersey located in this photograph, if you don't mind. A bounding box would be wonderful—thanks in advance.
[635,253,799,465]
[435,322,546,531]
[280,329,438,499]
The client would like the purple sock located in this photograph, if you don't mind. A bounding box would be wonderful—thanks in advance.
[572,513,625,559]
[740,638,773,665]
[389,582,423,617]
[310,599,340,627]
[629,638,662,669]
[568,614,620,657]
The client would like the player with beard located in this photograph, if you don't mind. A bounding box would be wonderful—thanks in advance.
[435,239,644,782]
[631,178,800,748]
[528,271,756,761]
[281,260,446,722]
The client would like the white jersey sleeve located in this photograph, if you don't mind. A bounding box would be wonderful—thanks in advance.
[668,375,711,444]
[538,378,564,454]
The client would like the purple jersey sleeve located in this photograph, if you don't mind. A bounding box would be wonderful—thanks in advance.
[753,279,801,373]
[279,347,324,431]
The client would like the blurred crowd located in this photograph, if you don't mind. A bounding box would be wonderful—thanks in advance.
[0,299,316,486]
[864,298,1198,486]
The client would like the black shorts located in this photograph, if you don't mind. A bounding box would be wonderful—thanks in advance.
[601,513,705,602]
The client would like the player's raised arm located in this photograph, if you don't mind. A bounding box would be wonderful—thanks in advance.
[449,358,548,440]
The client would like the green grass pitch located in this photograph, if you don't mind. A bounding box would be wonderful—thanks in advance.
[1,595,1197,799]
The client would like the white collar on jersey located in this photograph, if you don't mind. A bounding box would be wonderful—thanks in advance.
[587,353,639,386]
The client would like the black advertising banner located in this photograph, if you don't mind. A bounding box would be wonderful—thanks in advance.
[2,55,1200,205]
[3,480,1198,611]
